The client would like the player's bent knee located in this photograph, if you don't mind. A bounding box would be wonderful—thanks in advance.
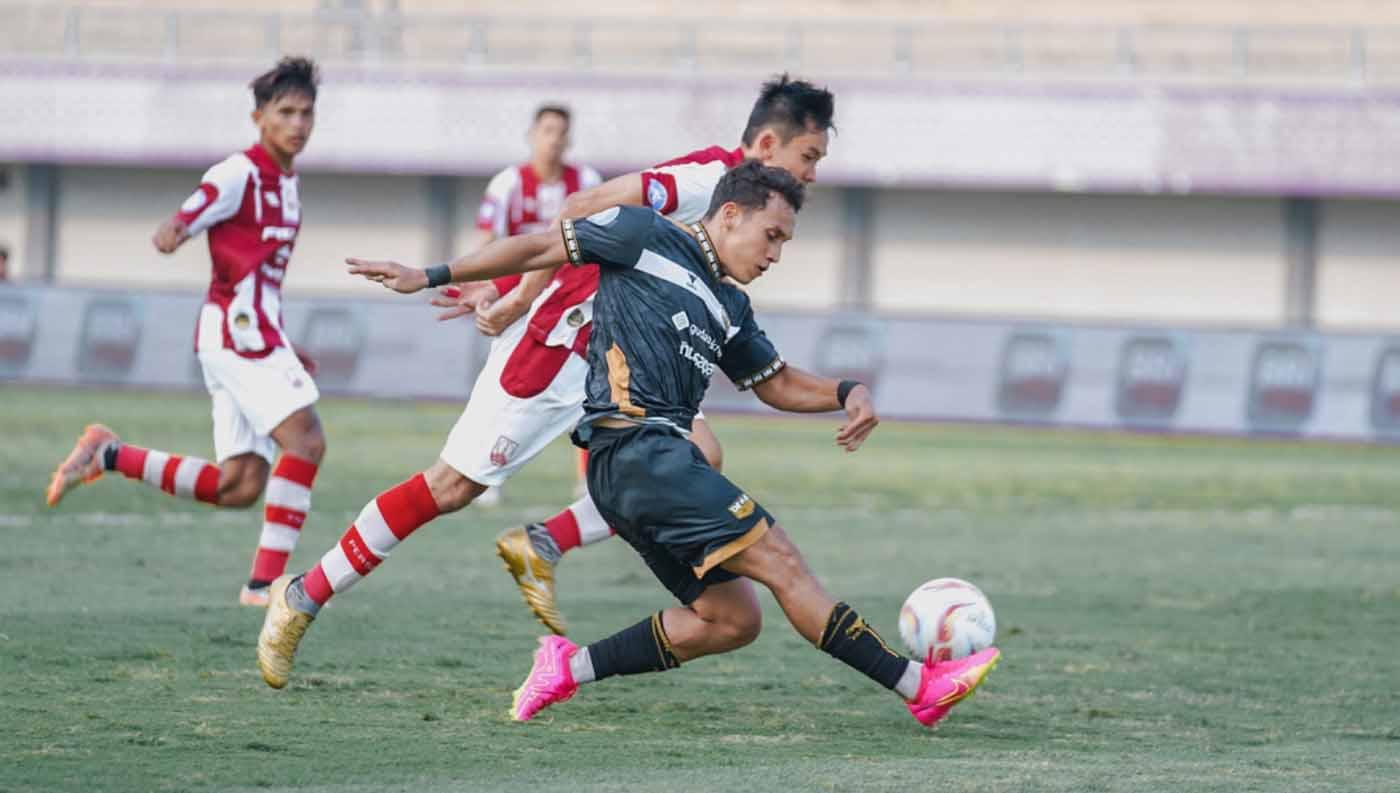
[717,604,762,649]
[296,431,327,464]
[218,480,264,508]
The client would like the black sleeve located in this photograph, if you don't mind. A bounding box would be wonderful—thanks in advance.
[560,205,653,270]
[720,300,786,391]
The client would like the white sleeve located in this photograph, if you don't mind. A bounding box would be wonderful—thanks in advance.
[475,168,517,237]
[640,160,728,224]
[176,154,253,237]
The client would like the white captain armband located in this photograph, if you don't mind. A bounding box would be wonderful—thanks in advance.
[733,357,787,391]
[561,218,583,266]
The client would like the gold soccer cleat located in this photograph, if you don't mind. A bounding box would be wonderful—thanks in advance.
[257,575,315,689]
[496,526,566,635]
[46,424,118,507]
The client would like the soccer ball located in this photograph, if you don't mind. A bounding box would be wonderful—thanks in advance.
[897,578,996,663]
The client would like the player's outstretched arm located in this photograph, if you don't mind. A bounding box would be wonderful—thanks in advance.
[559,172,646,222]
[346,228,568,295]
[475,172,649,324]
[754,367,879,452]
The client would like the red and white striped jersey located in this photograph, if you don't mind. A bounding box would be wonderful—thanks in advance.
[495,146,748,398]
[640,145,746,222]
[174,143,301,358]
[476,163,602,238]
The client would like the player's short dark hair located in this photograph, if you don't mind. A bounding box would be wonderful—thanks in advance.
[534,105,571,126]
[704,160,805,220]
[740,74,835,146]
[250,57,319,108]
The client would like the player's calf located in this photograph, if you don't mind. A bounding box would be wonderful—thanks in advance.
[46,424,224,508]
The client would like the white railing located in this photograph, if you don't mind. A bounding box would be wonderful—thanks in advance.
[3,3,1400,83]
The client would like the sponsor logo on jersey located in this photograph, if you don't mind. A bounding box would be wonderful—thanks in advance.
[728,493,755,519]
[261,226,297,242]
[646,179,669,211]
[679,341,716,377]
[671,311,690,331]
[490,435,520,467]
[687,323,720,354]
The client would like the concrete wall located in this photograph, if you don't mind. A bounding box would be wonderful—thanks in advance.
[0,164,27,279]
[871,190,1287,324]
[11,164,1400,328]
[1316,200,1400,330]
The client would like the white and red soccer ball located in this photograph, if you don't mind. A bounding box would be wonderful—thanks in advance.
[897,578,997,663]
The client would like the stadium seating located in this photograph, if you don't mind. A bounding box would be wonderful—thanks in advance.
[6,0,1400,82]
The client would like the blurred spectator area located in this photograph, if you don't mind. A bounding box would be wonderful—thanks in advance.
[5,0,1400,84]
[3,2,1400,329]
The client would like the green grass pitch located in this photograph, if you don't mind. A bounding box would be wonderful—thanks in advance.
[3,385,1398,792]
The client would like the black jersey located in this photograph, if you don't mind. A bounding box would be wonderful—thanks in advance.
[561,205,784,439]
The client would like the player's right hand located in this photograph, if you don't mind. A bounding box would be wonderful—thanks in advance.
[152,218,189,254]
[346,258,428,294]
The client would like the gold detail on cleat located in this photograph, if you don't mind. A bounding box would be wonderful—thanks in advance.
[496,527,566,636]
[256,575,315,689]
[935,653,1000,707]
[46,424,117,508]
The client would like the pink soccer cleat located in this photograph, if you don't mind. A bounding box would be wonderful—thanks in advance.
[46,424,119,507]
[510,635,579,722]
[907,646,1001,728]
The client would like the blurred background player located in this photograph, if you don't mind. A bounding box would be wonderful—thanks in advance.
[44,57,327,608]
[477,75,833,634]
[453,104,601,506]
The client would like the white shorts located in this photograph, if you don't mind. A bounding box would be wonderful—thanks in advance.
[199,346,320,463]
[440,320,587,487]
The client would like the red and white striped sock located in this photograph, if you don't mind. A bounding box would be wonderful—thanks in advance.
[543,495,615,556]
[111,444,220,504]
[301,473,440,606]
[248,455,318,586]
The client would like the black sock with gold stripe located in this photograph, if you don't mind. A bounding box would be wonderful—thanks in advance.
[586,612,681,680]
[818,602,908,691]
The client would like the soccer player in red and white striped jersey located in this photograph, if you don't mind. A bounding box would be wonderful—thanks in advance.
[449,105,601,506]
[45,58,328,608]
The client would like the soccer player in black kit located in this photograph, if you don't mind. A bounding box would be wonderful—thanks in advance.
[344,161,1000,728]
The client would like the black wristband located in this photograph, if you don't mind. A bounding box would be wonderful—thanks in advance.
[837,380,862,408]
[425,264,452,288]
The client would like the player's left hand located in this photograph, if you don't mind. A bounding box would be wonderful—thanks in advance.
[835,384,879,452]
[474,294,529,337]
[346,258,428,294]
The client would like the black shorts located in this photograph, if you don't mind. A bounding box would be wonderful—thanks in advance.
[584,423,774,605]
